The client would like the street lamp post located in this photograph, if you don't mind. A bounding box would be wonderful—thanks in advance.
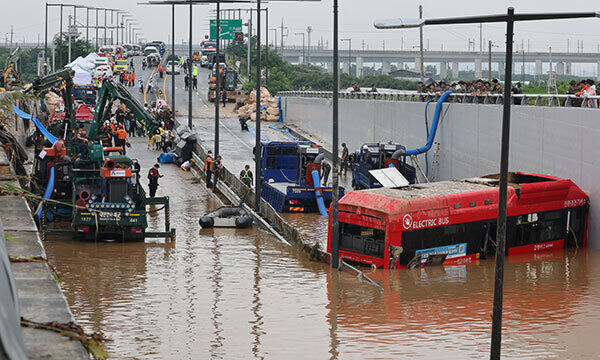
[330,0,340,269]
[295,32,305,64]
[374,8,600,360]
[341,38,350,75]
[255,0,262,212]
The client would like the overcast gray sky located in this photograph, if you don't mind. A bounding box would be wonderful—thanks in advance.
[4,0,600,53]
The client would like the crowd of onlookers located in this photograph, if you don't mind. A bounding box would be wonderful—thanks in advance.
[417,79,507,95]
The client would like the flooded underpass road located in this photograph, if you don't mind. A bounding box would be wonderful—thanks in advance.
[43,58,600,359]
[43,136,600,359]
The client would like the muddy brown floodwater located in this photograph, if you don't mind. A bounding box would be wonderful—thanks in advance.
[44,136,600,359]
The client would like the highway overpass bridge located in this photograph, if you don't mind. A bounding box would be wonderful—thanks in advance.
[280,47,600,79]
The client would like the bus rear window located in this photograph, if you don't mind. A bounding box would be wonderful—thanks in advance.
[340,223,385,258]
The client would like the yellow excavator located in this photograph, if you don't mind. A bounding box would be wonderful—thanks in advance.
[0,48,23,91]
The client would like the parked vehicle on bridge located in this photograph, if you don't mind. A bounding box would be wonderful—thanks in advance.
[93,65,113,79]
[166,61,181,75]
[113,59,129,74]
[329,172,589,269]
[144,46,160,57]
[192,50,202,62]
[145,41,166,56]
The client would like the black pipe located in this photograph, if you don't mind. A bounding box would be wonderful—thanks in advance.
[172,4,176,113]
[490,7,514,360]
[330,0,339,269]
[188,0,192,129]
[44,3,48,71]
[59,4,63,68]
[215,0,220,156]
[254,0,261,212]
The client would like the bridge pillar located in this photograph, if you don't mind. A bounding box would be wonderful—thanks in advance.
[298,55,304,64]
[556,62,565,76]
[326,62,333,73]
[356,56,364,78]
[535,60,543,76]
[439,62,448,79]
[566,62,572,75]
[474,58,482,79]
[597,61,600,81]
[452,62,459,79]
[343,61,350,74]
[382,61,391,75]
[498,62,504,79]
[414,57,420,72]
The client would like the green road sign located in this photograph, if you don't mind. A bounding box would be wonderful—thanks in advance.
[209,19,243,41]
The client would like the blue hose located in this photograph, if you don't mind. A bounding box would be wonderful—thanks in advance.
[37,166,55,220]
[246,123,270,142]
[424,99,435,177]
[311,169,328,216]
[404,91,452,156]
[268,97,299,141]
[13,105,59,145]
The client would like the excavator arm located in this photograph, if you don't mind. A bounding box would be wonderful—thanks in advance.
[90,79,161,142]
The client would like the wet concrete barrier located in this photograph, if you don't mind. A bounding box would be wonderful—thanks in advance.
[0,148,89,359]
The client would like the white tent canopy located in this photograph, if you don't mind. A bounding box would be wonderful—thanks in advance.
[66,55,95,70]
[72,65,92,85]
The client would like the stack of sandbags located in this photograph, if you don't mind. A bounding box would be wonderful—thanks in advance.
[237,87,280,122]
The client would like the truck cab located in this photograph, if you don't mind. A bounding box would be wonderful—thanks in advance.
[260,142,321,185]
[352,142,416,189]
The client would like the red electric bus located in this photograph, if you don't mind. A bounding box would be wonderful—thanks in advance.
[327,172,589,269]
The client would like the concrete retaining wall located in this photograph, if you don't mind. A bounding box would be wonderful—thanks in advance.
[282,96,600,249]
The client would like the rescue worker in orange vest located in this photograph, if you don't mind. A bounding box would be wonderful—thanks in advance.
[205,150,214,188]
[132,71,136,87]
[158,64,164,78]
[116,125,128,155]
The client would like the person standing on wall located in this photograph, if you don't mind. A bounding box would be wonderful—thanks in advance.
[212,155,223,192]
[147,164,163,198]
[205,150,214,188]
[340,143,349,176]
[240,164,253,188]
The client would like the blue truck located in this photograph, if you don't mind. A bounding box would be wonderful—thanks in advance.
[352,143,416,189]
[259,142,344,214]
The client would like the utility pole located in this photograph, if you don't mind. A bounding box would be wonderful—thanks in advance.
[68,15,72,63]
[479,23,482,52]
[488,40,492,80]
[295,32,305,64]
[44,3,48,68]
[330,0,340,270]
[254,0,262,213]
[95,8,98,50]
[247,12,252,80]
[419,4,424,82]
[306,25,312,64]
[188,0,192,129]
[59,5,63,66]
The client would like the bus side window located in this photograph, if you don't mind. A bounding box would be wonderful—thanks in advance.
[515,213,539,246]
[539,210,566,242]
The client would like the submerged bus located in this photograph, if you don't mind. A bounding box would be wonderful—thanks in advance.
[327,172,589,269]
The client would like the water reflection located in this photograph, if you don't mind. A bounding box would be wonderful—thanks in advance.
[210,235,224,359]
[250,237,264,359]
[324,248,598,359]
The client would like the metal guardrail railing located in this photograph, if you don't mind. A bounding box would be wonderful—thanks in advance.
[277,90,600,108]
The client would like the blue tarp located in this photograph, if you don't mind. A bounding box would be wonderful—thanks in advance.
[12,105,59,145]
